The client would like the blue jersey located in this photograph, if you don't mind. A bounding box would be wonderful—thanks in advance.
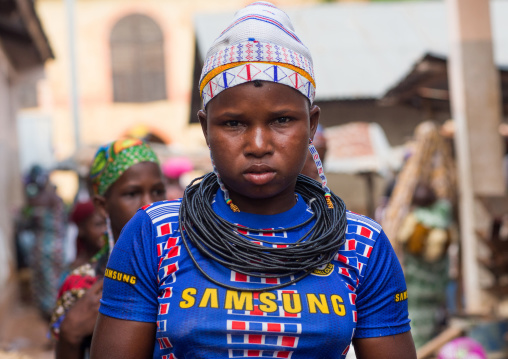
[100,190,410,359]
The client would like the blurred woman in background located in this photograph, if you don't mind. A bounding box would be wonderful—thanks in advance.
[50,138,166,359]
[67,200,106,271]
[16,165,66,320]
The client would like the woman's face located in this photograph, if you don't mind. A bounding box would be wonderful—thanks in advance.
[80,212,106,252]
[199,81,319,213]
[95,162,166,239]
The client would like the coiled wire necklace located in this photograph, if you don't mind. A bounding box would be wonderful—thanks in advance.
[179,173,347,292]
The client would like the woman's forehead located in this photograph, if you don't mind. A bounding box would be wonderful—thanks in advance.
[112,162,162,188]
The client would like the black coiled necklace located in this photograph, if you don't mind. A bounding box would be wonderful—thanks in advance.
[178,173,347,292]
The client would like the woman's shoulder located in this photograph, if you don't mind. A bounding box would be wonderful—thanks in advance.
[345,210,383,242]
[340,211,405,299]
[138,199,182,220]
[133,198,183,233]
[338,211,387,273]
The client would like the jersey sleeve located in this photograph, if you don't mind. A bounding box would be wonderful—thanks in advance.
[354,230,411,338]
[99,209,159,322]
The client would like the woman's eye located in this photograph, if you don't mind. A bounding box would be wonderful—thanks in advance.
[124,191,137,198]
[275,117,292,124]
[224,120,240,127]
[154,189,166,197]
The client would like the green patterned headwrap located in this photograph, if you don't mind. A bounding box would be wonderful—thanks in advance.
[90,138,159,196]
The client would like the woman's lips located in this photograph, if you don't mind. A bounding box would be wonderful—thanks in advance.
[243,171,276,186]
[243,164,276,186]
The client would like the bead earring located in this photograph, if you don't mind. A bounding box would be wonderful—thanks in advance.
[209,146,240,212]
[308,138,333,209]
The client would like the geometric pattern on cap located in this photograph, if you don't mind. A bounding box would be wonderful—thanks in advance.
[199,2,315,106]
[202,62,315,108]
[200,40,315,97]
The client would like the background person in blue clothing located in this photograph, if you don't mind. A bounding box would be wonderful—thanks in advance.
[90,2,417,359]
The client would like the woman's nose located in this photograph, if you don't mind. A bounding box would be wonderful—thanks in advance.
[141,192,154,207]
[245,127,274,157]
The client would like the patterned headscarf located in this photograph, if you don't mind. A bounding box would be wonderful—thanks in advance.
[90,138,159,196]
[199,1,316,107]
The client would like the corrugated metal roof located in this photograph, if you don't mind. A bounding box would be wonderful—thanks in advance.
[194,0,508,101]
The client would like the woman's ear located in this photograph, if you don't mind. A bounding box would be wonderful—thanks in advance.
[309,105,321,140]
[93,195,108,219]
[198,110,209,147]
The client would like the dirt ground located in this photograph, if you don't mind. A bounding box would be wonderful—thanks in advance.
[0,274,55,359]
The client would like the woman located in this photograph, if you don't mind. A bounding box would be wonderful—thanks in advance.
[50,138,166,359]
[161,156,193,200]
[16,165,66,320]
[68,200,106,271]
[91,3,416,358]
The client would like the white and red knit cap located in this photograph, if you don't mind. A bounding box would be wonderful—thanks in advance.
[199,1,316,107]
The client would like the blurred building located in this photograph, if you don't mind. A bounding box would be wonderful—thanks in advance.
[0,0,53,296]
[34,0,327,164]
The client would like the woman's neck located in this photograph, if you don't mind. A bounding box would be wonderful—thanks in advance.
[228,188,297,215]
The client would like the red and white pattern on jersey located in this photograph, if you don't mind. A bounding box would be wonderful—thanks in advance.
[346,211,382,234]
[228,349,293,358]
[357,262,365,276]
[227,334,299,348]
[160,287,173,299]
[330,212,382,300]
[157,227,181,283]
[157,237,179,270]
[157,319,167,332]
[158,262,179,284]
[356,225,374,240]
[157,336,173,349]
[140,202,154,211]
[272,244,288,248]
[157,222,173,237]
[227,320,302,334]
[338,267,352,279]
[159,303,170,315]
[145,200,181,225]
[155,217,183,359]
[361,245,373,258]
[342,344,350,356]
[235,224,288,238]
[230,271,292,285]
[349,293,357,305]
[163,245,181,261]
[225,290,302,358]
[345,283,356,293]
[162,354,177,359]
[345,239,356,251]
[342,329,356,357]
[335,253,349,265]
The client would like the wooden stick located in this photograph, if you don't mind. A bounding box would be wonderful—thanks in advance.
[417,326,465,359]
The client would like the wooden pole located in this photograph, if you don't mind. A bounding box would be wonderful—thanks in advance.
[446,0,505,313]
